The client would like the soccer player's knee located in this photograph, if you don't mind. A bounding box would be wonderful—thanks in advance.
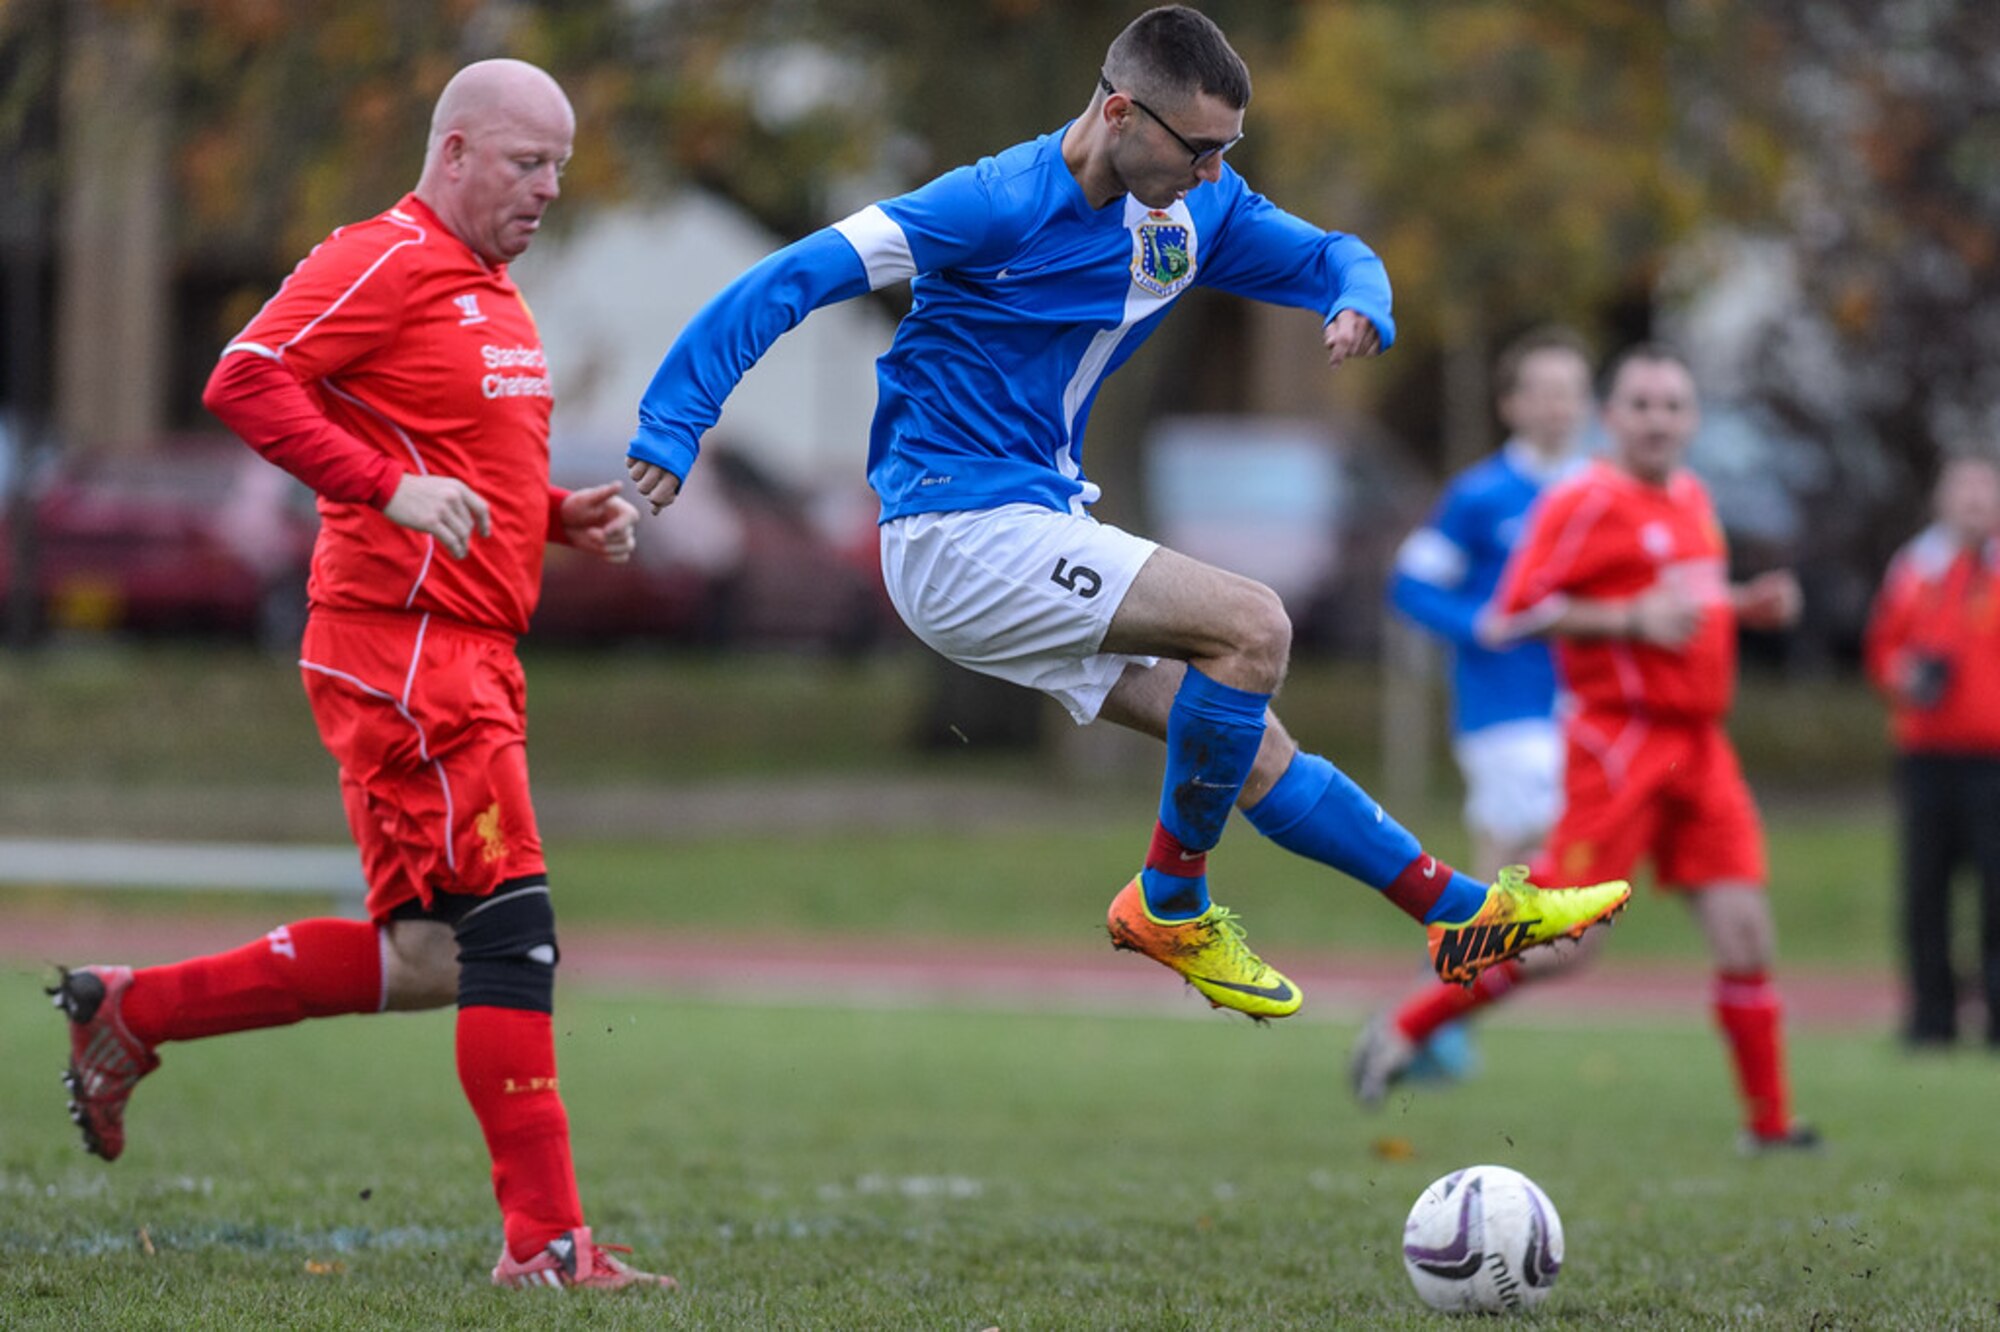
[383,920,459,1010]
[453,878,559,1013]
[1702,888,1775,972]
[1238,582,1293,683]
[1721,921,1775,974]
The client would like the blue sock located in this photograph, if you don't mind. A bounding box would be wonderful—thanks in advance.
[1139,666,1271,921]
[1244,751,1488,924]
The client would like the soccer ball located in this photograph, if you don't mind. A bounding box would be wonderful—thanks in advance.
[1402,1164,1564,1314]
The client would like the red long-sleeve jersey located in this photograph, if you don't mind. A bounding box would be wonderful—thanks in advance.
[203,193,568,636]
[1864,527,2000,753]
[1496,461,1737,720]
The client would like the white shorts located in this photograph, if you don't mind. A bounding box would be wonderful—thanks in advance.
[1452,717,1565,845]
[880,504,1160,725]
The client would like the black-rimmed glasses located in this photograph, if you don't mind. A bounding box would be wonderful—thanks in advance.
[1098,72,1243,168]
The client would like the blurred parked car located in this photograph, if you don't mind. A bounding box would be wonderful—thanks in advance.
[534,447,895,653]
[0,437,315,648]
[1144,414,1429,658]
[0,436,895,654]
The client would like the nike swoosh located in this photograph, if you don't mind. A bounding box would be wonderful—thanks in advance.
[1189,974,1298,1003]
[1421,859,1438,880]
[1177,850,1204,861]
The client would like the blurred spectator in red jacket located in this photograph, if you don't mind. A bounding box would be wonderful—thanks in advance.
[1865,454,2000,1048]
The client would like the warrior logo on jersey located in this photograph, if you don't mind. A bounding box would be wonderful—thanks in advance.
[1131,212,1196,297]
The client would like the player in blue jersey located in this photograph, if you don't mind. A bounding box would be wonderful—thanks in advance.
[627,6,1629,1018]
[1367,328,1594,1084]
[1391,329,1593,879]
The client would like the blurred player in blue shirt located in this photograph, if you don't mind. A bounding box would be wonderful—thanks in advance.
[1390,328,1594,876]
[627,9,1629,1018]
[1365,329,1592,1088]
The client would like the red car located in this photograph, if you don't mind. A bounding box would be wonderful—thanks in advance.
[0,438,316,647]
[0,439,893,652]
[534,449,894,652]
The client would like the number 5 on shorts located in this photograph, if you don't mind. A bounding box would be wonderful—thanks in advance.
[1051,557,1102,599]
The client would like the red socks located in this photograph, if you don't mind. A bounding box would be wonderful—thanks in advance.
[120,918,383,1044]
[1713,970,1792,1138]
[1382,854,1473,923]
[457,1005,584,1259]
[1394,961,1523,1042]
[118,918,587,1257]
[1389,963,1794,1140]
[1145,822,1206,883]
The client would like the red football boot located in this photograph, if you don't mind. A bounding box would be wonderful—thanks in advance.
[492,1227,678,1292]
[49,965,160,1162]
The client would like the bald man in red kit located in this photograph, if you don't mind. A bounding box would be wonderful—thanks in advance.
[51,59,673,1292]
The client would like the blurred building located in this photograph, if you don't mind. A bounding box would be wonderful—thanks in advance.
[514,191,895,493]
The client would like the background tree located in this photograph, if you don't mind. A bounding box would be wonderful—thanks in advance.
[24,0,1998,671]
[1682,1,2000,570]
[1255,1,1740,471]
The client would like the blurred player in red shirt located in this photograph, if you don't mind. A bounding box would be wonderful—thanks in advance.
[48,59,673,1290]
[1865,455,2000,1047]
[1354,344,1820,1154]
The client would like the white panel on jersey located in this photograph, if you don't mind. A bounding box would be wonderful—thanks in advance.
[1055,197,1199,514]
[1395,527,1469,587]
[832,204,917,290]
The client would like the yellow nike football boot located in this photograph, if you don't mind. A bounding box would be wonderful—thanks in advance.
[1427,864,1631,985]
[1107,877,1302,1019]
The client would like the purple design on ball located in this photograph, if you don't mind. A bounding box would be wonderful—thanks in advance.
[1522,1182,1562,1286]
[1404,1173,1485,1279]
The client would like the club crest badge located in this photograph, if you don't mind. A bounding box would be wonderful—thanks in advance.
[476,800,509,864]
[1131,212,1196,297]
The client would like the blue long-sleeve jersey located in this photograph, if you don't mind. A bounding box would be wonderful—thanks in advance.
[1388,442,1577,737]
[628,126,1394,521]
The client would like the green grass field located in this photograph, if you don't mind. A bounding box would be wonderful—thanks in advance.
[3,977,1994,1330]
[535,805,1898,967]
[0,644,1896,793]
[0,644,1954,1327]
[5,801,1899,972]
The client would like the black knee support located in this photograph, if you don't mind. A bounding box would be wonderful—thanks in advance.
[452,875,559,1013]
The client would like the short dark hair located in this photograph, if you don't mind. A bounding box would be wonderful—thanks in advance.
[1602,340,1693,397]
[1104,6,1250,110]
[1493,325,1592,399]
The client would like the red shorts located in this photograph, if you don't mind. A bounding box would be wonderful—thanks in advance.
[300,608,545,920]
[1532,712,1765,891]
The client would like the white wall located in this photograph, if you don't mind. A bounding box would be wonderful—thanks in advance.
[514,191,895,491]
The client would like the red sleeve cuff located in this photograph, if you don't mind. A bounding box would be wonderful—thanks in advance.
[546,485,572,545]
[364,458,405,509]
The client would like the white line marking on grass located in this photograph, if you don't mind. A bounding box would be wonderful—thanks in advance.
[0,839,364,895]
